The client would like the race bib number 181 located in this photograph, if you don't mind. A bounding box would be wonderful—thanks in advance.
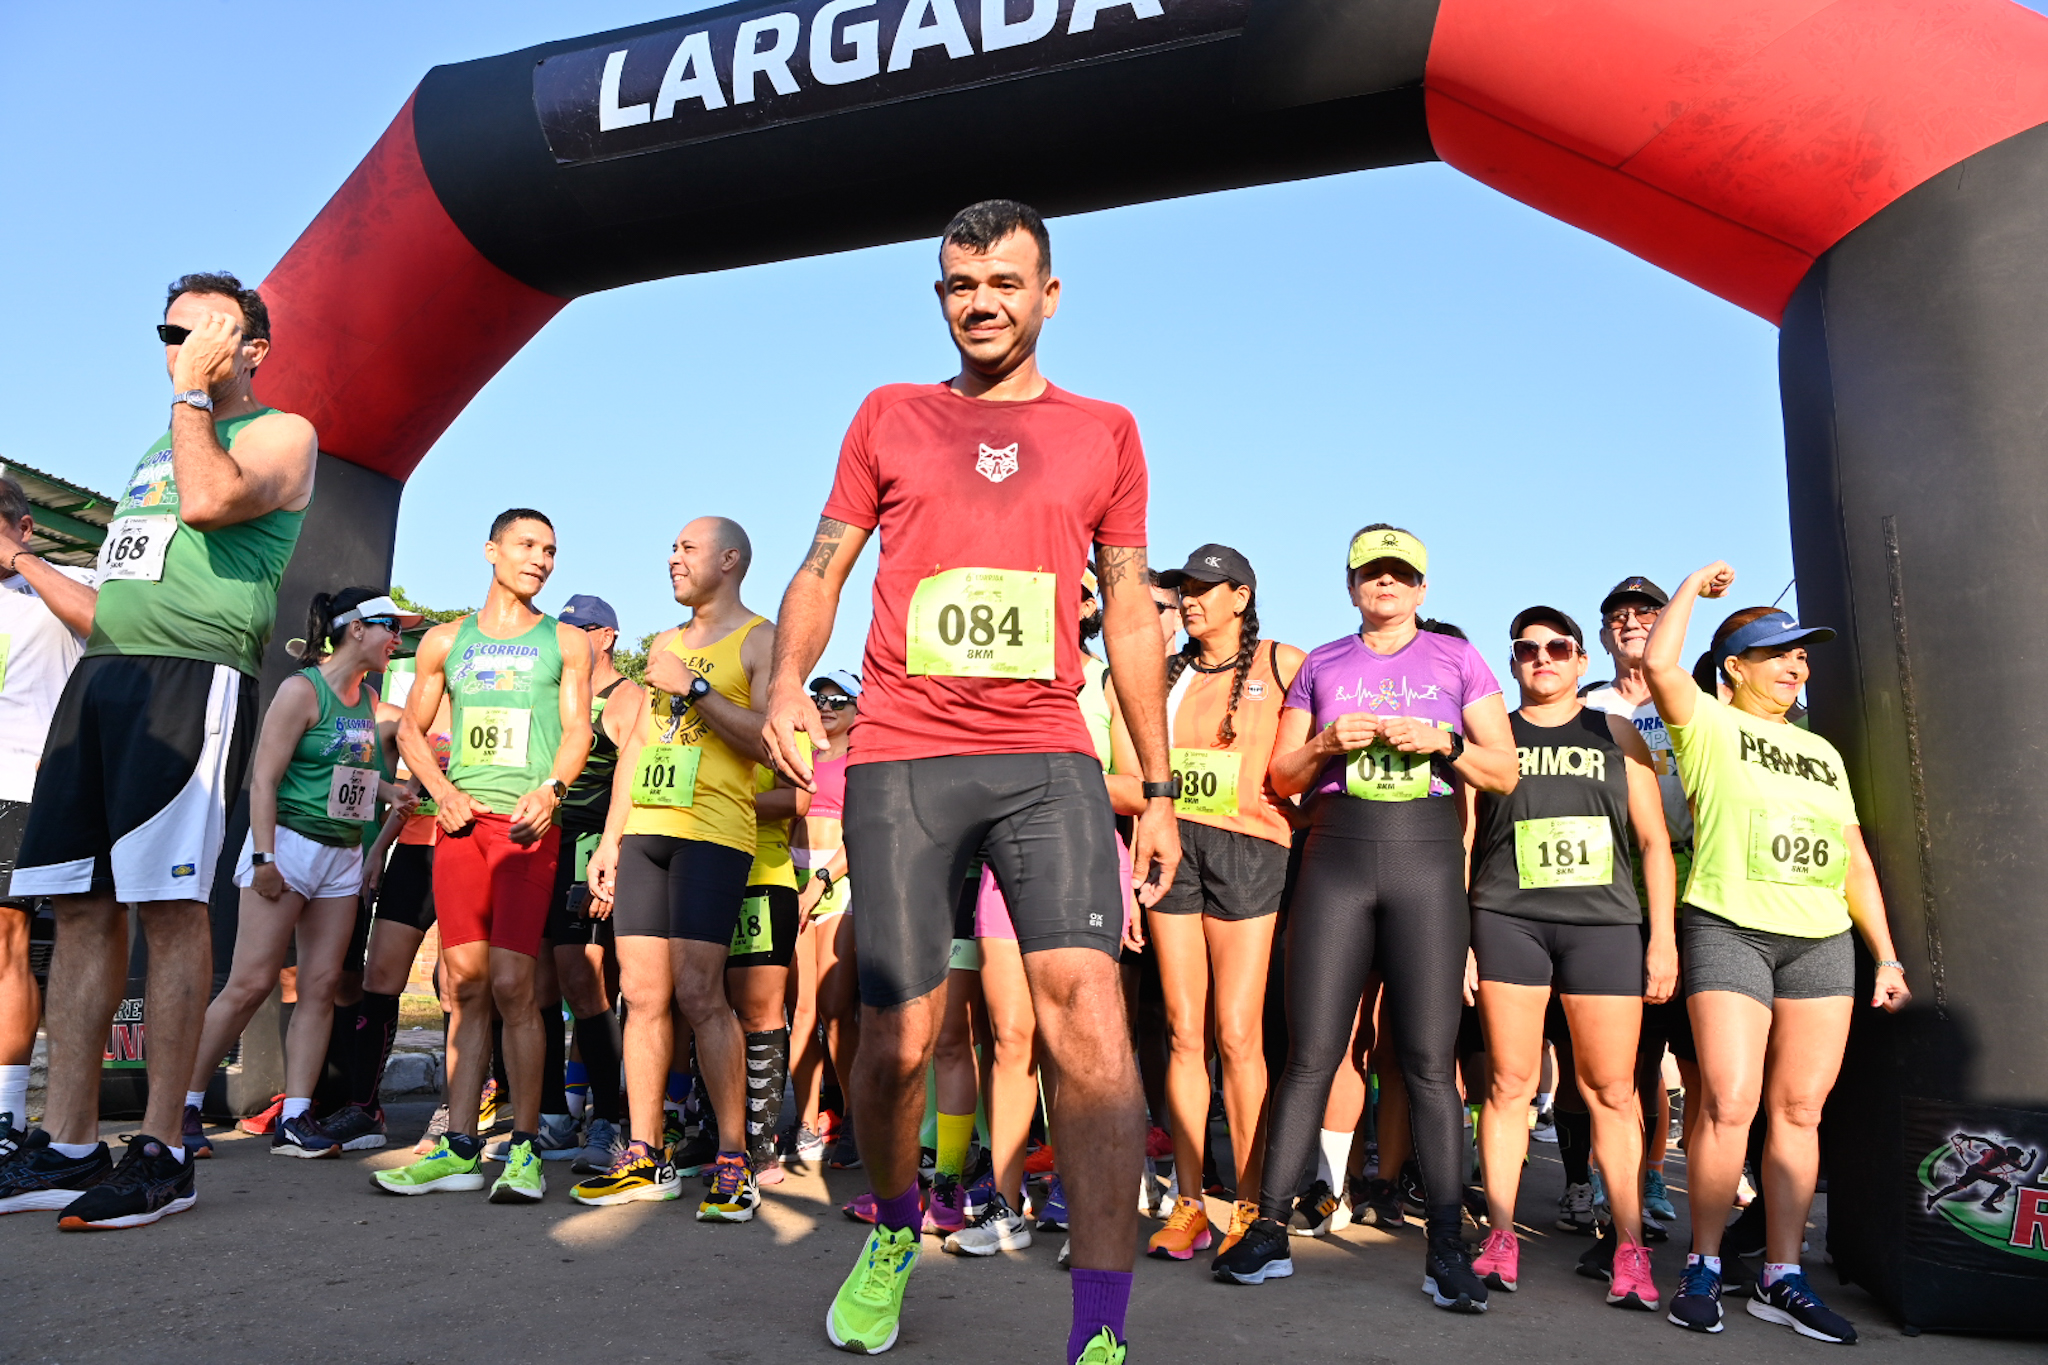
[906,568,1057,680]
[97,515,177,584]
[1514,816,1614,889]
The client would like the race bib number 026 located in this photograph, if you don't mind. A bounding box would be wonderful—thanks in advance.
[1746,810,1846,889]
[1172,748,1239,817]
[906,568,1056,680]
[462,706,531,769]
[97,515,177,583]
[1345,743,1430,802]
[1514,816,1614,890]
[326,766,378,823]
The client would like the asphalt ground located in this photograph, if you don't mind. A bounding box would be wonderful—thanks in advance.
[0,1101,2038,1365]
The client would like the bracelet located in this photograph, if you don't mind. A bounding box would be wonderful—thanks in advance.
[1876,958,1905,971]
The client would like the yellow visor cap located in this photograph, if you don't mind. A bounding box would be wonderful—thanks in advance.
[1347,528,1428,577]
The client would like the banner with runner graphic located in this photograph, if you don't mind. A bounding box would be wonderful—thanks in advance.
[1906,1097,2048,1272]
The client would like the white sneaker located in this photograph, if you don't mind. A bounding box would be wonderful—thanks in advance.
[943,1193,1033,1256]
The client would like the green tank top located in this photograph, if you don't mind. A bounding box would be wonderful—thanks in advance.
[277,668,387,847]
[444,612,565,812]
[88,408,308,677]
[560,677,625,834]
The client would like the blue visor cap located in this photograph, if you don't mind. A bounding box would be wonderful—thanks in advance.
[1720,611,1836,658]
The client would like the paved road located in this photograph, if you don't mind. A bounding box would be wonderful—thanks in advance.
[0,1103,2035,1364]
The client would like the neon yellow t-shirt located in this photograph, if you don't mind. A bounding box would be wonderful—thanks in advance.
[1669,693,1858,938]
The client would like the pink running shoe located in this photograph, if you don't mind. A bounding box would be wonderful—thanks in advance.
[1473,1227,1520,1292]
[1608,1242,1659,1310]
[842,1191,879,1224]
[1145,1126,1174,1162]
[923,1172,967,1237]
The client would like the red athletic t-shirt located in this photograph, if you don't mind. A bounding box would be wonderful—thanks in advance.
[823,381,1149,765]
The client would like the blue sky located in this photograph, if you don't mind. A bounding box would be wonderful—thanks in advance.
[13,3,2032,683]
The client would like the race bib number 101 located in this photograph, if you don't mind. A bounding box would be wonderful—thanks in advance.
[906,568,1056,680]
[98,515,178,584]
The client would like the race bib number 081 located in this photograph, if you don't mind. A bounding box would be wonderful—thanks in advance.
[462,706,531,769]
[326,765,378,823]
[97,515,177,584]
[906,568,1056,680]
[1746,810,1846,888]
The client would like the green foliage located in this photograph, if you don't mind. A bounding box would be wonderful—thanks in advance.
[611,630,660,684]
[391,585,471,624]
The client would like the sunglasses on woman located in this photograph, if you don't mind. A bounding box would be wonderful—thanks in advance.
[813,694,855,711]
[1511,637,1581,664]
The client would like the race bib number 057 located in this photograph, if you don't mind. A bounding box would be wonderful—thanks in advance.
[97,515,178,584]
[1747,810,1846,889]
[326,765,378,824]
[906,568,1056,680]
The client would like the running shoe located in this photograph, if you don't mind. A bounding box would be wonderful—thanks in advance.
[1024,1142,1057,1177]
[181,1104,212,1159]
[1146,1125,1173,1161]
[1530,1106,1558,1144]
[843,1190,882,1224]
[963,1166,998,1220]
[1473,1227,1519,1291]
[238,1094,286,1136]
[1421,1218,1489,1313]
[1147,1195,1212,1261]
[1747,1270,1857,1343]
[918,1145,937,1186]
[672,1127,720,1178]
[1641,1206,1670,1242]
[1644,1167,1677,1222]
[1725,1194,1768,1259]
[0,1131,111,1214]
[486,1112,580,1163]
[1212,1214,1292,1285]
[791,1123,826,1162]
[572,1117,623,1173]
[1214,1199,1258,1260]
[923,1172,966,1237]
[1398,1162,1427,1216]
[698,1152,759,1222]
[373,1138,488,1195]
[1059,1238,1071,1269]
[476,1078,507,1134]
[1591,1167,1609,1213]
[1609,1243,1659,1311]
[413,1101,452,1155]
[1668,1258,1724,1333]
[1290,1179,1341,1238]
[754,1156,786,1188]
[1577,1222,1616,1281]
[271,1112,340,1159]
[319,1103,388,1152]
[945,1190,1033,1255]
[1556,1180,1598,1234]
[827,1222,919,1354]
[570,1140,679,1205]
[490,1137,545,1204]
[1073,1327,1127,1365]
[829,1117,862,1171]
[1036,1173,1068,1231]
[1353,1176,1405,1230]
[0,1113,25,1162]
[58,1134,196,1231]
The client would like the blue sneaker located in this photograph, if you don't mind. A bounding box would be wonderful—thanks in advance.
[1667,1259,1723,1333]
[964,1166,998,1220]
[1644,1168,1677,1222]
[1036,1173,1068,1231]
[271,1113,340,1159]
[1748,1271,1857,1344]
[181,1105,213,1160]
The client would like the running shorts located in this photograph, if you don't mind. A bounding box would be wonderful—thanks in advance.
[232,826,364,901]
[1150,818,1287,920]
[727,884,798,969]
[1681,906,1853,1008]
[611,833,753,945]
[845,752,1123,1009]
[433,813,558,956]
[374,842,436,932]
[544,827,611,946]
[10,656,255,904]
[1472,907,1646,996]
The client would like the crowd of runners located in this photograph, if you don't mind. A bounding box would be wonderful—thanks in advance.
[0,202,1915,1361]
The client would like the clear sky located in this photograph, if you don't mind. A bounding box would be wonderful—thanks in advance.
[12,3,2033,683]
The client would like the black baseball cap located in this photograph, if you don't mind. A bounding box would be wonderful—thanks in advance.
[1599,576,1670,616]
[1157,543,1257,592]
[1510,605,1583,646]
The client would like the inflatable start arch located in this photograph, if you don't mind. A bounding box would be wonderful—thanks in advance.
[247,0,2048,1329]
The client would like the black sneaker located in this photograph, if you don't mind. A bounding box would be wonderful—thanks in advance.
[0,1111,27,1162]
[57,1134,195,1230]
[1398,1162,1427,1216]
[671,1128,719,1178]
[319,1103,388,1152]
[181,1103,213,1159]
[1212,1215,1293,1284]
[1725,1195,1767,1258]
[1747,1271,1857,1343]
[0,1130,112,1214]
[1577,1221,1616,1281]
[828,1120,861,1171]
[271,1112,341,1159]
[1422,1219,1489,1313]
[1668,1258,1724,1333]
[1354,1176,1405,1230]
[1719,1251,1758,1299]
[1290,1178,1340,1237]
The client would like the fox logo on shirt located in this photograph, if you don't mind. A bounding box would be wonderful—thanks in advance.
[975,443,1019,484]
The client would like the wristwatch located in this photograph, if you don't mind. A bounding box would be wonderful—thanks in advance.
[173,389,213,411]
[543,778,568,802]
[681,675,712,706]
[251,851,274,866]
[1444,730,1467,763]
[813,867,835,895]
[1142,779,1179,801]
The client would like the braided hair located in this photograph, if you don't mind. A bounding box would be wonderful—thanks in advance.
[1165,589,1262,748]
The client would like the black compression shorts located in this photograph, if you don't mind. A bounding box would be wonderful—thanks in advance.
[611,834,754,944]
[727,884,798,970]
[1472,908,1646,996]
[373,843,436,932]
[544,827,612,946]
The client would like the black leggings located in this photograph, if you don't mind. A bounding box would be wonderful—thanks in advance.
[1259,796,1470,1226]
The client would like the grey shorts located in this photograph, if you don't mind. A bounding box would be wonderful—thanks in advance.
[1682,906,1853,1008]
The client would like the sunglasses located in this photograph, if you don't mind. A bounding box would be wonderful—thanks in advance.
[156,324,190,345]
[813,694,855,711]
[1604,605,1661,626]
[358,617,400,632]
[1511,638,1581,664]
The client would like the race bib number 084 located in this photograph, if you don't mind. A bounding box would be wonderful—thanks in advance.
[97,515,177,584]
[906,568,1056,680]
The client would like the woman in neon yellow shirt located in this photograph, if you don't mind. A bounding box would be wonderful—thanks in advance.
[1645,562,1909,1343]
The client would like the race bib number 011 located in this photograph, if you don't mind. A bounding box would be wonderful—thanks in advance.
[462,706,531,769]
[97,515,177,584]
[1514,816,1614,890]
[1747,810,1846,889]
[730,894,773,956]
[905,568,1056,680]
[1172,748,1239,817]
[631,742,702,808]
[1345,743,1431,802]
[326,765,378,823]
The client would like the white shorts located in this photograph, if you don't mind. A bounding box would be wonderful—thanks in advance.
[234,826,364,902]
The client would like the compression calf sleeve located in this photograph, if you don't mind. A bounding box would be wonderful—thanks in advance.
[540,1003,568,1115]
[1317,1127,1352,1190]
[1557,1109,1593,1186]
[745,1028,790,1162]
[574,1010,624,1123]
[352,992,401,1108]
[937,1110,975,1179]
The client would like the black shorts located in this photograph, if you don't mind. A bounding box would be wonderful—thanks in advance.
[1472,907,1645,996]
[373,843,436,932]
[844,752,1123,1009]
[727,884,798,970]
[1150,819,1289,920]
[345,894,373,974]
[0,799,34,912]
[612,833,754,944]
[544,827,613,946]
[11,655,256,904]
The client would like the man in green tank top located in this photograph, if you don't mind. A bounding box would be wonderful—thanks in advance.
[379,509,593,1205]
[3,273,317,1231]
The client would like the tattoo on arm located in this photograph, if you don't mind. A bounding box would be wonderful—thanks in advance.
[1096,544,1148,590]
[802,518,852,579]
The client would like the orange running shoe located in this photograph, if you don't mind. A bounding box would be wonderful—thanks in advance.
[1024,1143,1057,1177]
[236,1095,286,1136]
[1213,1200,1259,1258]
[1146,1196,1213,1261]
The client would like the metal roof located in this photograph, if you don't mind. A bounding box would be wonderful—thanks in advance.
[0,458,113,569]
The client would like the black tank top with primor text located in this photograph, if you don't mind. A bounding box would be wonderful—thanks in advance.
[1470,709,1641,926]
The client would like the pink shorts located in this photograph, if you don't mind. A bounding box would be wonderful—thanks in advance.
[975,835,1134,942]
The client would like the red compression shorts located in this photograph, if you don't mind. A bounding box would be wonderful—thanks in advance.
[432,813,558,956]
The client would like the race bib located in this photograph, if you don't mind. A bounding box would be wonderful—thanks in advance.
[631,742,701,808]
[905,568,1057,680]
[729,894,773,956]
[326,765,378,823]
[1747,810,1846,888]
[462,706,530,768]
[1172,748,1239,817]
[1344,743,1431,801]
[1514,816,1614,890]
[97,515,177,584]
[574,831,600,883]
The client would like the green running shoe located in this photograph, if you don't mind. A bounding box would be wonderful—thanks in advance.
[489,1138,545,1204]
[1075,1328,1128,1365]
[372,1138,486,1195]
[826,1223,920,1354]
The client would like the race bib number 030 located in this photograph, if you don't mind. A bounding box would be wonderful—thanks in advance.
[1345,743,1431,802]
[1172,748,1239,817]
[326,765,378,823]
[1747,810,1846,888]
[97,515,178,583]
[631,742,702,808]
[905,568,1056,680]
[1514,816,1614,890]
[462,706,531,769]
[730,894,773,956]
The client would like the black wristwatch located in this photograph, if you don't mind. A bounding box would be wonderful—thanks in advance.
[682,675,712,706]
[543,778,568,802]
[813,867,835,895]
[1444,730,1466,763]
[1142,779,1179,801]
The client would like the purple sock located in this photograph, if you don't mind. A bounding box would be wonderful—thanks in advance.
[874,1182,923,1235]
[1067,1268,1132,1362]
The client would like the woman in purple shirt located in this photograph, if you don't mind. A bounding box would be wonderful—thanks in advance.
[1212,525,1518,1315]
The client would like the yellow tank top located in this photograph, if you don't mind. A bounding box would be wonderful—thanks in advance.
[623,616,765,853]
[746,731,809,889]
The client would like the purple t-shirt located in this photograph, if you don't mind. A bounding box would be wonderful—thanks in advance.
[1283,630,1503,797]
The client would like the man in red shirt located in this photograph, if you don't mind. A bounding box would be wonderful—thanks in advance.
[764,200,1179,1364]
